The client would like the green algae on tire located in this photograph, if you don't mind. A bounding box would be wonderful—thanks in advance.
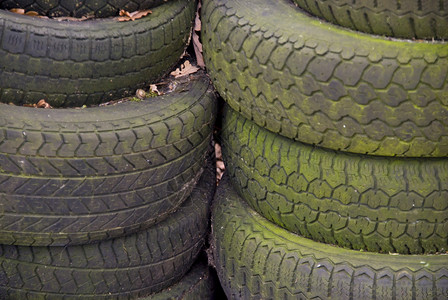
[221,106,448,254]
[0,0,196,107]
[0,73,217,247]
[290,0,448,40]
[0,158,216,300]
[1,0,168,18]
[211,177,448,300]
[202,0,448,157]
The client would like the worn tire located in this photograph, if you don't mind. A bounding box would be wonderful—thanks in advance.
[221,106,448,254]
[1,0,168,18]
[0,159,215,300]
[0,0,195,107]
[140,259,220,300]
[202,0,448,157]
[290,0,448,40]
[0,73,216,247]
[211,177,448,300]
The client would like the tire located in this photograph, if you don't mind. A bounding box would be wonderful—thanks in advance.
[211,177,448,300]
[290,0,448,40]
[221,106,448,254]
[1,0,168,18]
[0,0,196,107]
[0,159,216,300]
[0,73,217,247]
[140,259,220,300]
[202,0,448,157]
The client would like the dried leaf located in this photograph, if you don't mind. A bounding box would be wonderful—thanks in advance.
[52,15,92,21]
[119,9,132,18]
[192,32,205,68]
[10,8,25,14]
[170,61,199,78]
[215,143,222,160]
[150,84,161,96]
[36,99,52,109]
[216,160,225,170]
[216,167,224,183]
[25,11,39,16]
[117,9,152,21]
[9,8,42,17]
[192,1,205,69]
[193,2,202,31]
[130,9,152,19]
[215,140,225,184]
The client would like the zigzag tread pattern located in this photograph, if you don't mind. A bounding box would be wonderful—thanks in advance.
[292,0,448,40]
[0,154,205,246]
[221,107,448,254]
[0,0,196,106]
[202,0,448,157]
[211,179,448,300]
[0,166,215,299]
[0,75,216,246]
[1,0,168,18]
[0,76,215,175]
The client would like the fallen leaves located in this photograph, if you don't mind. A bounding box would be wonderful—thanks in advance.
[192,2,205,68]
[170,61,199,78]
[9,7,152,22]
[215,142,225,184]
[23,99,52,108]
[9,8,40,16]
[9,8,94,20]
[150,84,161,96]
[117,9,152,21]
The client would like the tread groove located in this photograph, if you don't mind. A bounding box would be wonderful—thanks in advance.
[212,178,448,299]
[221,106,448,254]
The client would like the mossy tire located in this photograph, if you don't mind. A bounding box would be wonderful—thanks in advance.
[211,177,448,300]
[1,0,168,18]
[0,0,195,107]
[0,73,216,247]
[0,159,216,300]
[221,106,448,254]
[202,0,448,157]
[290,0,448,40]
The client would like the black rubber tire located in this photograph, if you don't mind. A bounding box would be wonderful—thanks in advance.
[202,0,448,157]
[211,177,448,300]
[221,106,448,254]
[0,73,216,247]
[290,0,448,40]
[0,0,195,107]
[0,159,216,300]
[1,0,168,18]
[140,259,220,300]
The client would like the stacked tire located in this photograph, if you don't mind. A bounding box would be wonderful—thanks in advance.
[0,1,221,298]
[202,0,448,299]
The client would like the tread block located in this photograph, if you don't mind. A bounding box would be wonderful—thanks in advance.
[202,0,448,157]
[211,178,448,300]
[221,106,448,254]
